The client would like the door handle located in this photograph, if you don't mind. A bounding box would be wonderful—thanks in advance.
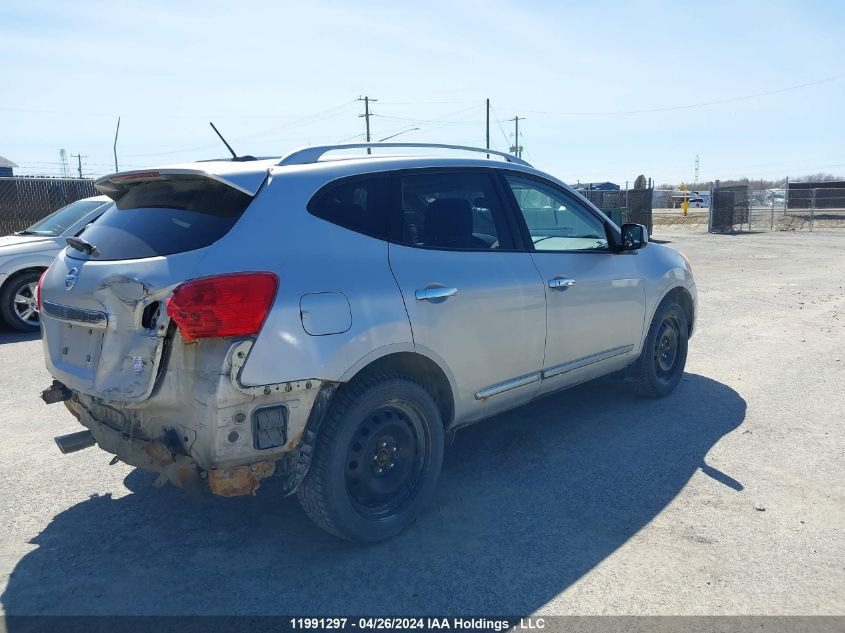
[415,287,458,301]
[548,277,576,290]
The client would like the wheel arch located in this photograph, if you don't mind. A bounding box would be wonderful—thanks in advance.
[0,265,48,294]
[649,285,694,339]
[0,266,47,329]
[341,350,456,428]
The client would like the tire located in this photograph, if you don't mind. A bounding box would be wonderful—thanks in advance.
[627,298,689,398]
[297,374,445,542]
[0,270,42,332]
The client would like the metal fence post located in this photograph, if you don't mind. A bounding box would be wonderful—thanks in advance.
[770,190,775,230]
[708,182,715,232]
[810,188,816,232]
[784,178,790,229]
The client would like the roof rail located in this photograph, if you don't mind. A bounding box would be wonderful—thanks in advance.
[277,142,531,167]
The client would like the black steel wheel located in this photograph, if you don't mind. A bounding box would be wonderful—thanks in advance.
[627,298,689,398]
[345,402,428,519]
[297,374,444,542]
[654,316,681,382]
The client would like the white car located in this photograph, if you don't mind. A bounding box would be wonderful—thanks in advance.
[0,195,111,331]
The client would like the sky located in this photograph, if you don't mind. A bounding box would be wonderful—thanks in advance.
[1,0,844,185]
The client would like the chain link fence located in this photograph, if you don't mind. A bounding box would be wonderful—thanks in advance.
[742,187,845,231]
[784,188,845,231]
[0,177,98,235]
[581,188,654,235]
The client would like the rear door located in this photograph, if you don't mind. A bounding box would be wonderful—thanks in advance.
[500,172,646,394]
[40,174,257,402]
[387,169,546,423]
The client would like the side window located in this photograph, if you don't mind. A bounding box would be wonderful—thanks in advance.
[504,175,609,251]
[398,171,514,250]
[308,174,390,239]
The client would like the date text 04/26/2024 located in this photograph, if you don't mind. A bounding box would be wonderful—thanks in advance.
[289,618,547,631]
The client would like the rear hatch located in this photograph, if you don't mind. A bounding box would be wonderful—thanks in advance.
[40,166,267,403]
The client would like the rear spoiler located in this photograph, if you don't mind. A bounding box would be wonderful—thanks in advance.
[95,164,272,200]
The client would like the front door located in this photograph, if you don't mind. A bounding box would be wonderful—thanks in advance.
[500,173,646,394]
[388,169,546,423]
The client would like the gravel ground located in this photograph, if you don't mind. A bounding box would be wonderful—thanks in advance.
[0,229,842,617]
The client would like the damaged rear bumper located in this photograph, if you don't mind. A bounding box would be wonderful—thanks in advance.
[63,397,277,496]
[41,336,338,498]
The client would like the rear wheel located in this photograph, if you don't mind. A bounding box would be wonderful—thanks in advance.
[0,271,42,332]
[627,298,688,397]
[297,374,444,542]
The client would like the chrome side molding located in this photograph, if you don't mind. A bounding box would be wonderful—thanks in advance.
[542,345,634,380]
[475,372,541,400]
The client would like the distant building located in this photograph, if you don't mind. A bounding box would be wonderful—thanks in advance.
[0,156,17,177]
[571,181,620,191]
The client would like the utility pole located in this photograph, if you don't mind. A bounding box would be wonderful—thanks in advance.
[508,116,524,158]
[71,153,86,178]
[357,96,377,154]
[486,98,490,157]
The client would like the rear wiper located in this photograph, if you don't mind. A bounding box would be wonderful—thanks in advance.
[66,236,100,257]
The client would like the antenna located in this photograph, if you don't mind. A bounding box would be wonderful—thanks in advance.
[209,121,237,159]
[113,116,121,172]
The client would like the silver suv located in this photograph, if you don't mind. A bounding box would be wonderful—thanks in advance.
[38,143,696,542]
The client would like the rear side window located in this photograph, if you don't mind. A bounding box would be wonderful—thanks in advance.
[397,171,514,250]
[308,174,390,239]
[71,178,251,261]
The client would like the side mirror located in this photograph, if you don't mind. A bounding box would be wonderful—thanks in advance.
[620,223,648,250]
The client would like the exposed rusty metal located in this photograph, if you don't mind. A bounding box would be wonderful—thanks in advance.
[228,341,320,397]
[144,440,175,467]
[278,382,338,496]
[207,460,276,496]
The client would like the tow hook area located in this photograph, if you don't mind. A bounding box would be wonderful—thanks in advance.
[41,380,72,404]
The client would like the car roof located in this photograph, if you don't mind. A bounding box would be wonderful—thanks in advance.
[96,151,570,198]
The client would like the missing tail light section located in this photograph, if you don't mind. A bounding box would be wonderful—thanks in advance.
[141,301,161,330]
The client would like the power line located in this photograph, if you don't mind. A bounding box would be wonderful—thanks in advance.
[124,100,359,158]
[497,74,845,117]
[489,105,510,147]
[374,115,478,125]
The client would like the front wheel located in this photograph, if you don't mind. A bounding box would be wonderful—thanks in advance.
[297,374,444,542]
[627,298,689,398]
[0,270,42,332]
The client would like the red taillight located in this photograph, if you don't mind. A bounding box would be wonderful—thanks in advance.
[166,272,278,341]
[36,269,48,312]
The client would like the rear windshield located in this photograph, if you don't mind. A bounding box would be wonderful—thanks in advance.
[69,178,252,261]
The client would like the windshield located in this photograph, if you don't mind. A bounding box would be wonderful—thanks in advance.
[22,199,106,237]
